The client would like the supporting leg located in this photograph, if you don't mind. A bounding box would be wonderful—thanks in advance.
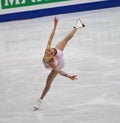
[33,70,58,110]
[40,70,58,99]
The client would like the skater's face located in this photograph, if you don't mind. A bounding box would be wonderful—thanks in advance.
[45,48,55,57]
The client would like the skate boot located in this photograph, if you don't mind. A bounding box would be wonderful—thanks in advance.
[74,18,85,29]
[33,98,42,111]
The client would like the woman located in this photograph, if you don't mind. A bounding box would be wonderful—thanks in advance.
[33,17,85,110]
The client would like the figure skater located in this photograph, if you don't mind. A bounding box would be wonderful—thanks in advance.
[33,17,85,110]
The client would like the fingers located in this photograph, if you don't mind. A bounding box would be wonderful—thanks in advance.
[54,17,59,21]
[54,17,58,27]
[54,17,59,24]
[70,75,78,80]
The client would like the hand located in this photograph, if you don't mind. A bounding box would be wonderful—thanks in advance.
[69,75,78,80]
[54,17,59,27]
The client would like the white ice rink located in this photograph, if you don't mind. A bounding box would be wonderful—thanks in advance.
[0,7,120,123]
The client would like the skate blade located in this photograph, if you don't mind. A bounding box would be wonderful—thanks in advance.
[33,107,39,111]
[79,18,85,27]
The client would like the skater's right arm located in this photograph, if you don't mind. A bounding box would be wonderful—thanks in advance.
[45,17,58,50]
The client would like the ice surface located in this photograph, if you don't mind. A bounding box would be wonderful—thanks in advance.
[0,7,120,123]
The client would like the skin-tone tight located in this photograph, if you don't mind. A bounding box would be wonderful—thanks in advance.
[40,28,77,99]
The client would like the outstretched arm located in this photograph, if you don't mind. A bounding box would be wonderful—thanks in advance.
[50,62,78,80]
[46,17,58,50]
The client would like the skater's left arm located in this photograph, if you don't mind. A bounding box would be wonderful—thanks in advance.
[50,63,78,80]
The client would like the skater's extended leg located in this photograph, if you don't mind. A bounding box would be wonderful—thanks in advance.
[55,28,77,51]
[55,18,85,51]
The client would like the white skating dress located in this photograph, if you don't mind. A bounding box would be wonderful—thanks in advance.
[43,48,64,69]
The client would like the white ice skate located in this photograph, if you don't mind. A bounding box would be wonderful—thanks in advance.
[74,18,85,29]
[33,98,42,111]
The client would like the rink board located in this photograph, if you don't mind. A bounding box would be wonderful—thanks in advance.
[0,0,120,22]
